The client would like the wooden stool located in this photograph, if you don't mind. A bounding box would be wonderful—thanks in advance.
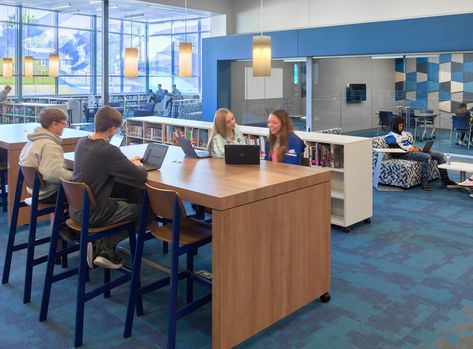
[124,184,212,349]
[40,178,136,348]
[1,165,64,304]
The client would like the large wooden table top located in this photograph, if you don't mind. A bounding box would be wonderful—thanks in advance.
[0,123,91,150]
[65,143,331,211]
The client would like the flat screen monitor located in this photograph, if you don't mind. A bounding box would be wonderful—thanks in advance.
[346,83,366,103]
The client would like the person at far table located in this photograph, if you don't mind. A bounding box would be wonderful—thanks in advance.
[385,116,456,191]
[207,108,246,158]
[265,109,305,165]
[19,107,72,204]
[0,85,12,104]
[454,102,473,145]
[171,84,181,98]
[70,106,148,269]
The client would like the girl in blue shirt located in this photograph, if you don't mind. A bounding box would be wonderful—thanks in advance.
[265,109,305,165]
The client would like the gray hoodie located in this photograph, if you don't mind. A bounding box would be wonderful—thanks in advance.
[19,127,72,200]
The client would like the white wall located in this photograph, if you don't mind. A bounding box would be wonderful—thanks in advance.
[313,57,395,132]
[230,0,473,34]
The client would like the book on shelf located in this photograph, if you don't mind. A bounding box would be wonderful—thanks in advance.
[309,143,344,169]
[198,129,209,148]
[127,124,144,138]
[144,127,162,141]
[166,125,185,144]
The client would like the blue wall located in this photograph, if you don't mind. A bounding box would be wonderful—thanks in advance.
[202,13,473,121]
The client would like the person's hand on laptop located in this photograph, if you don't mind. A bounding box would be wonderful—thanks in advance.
[129,156,143,167]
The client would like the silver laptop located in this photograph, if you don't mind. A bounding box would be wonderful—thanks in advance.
[110,134,124,147]
[140,143,169,171]
[176,136,211,158]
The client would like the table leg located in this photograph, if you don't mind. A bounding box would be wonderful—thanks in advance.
[373,152,383,190]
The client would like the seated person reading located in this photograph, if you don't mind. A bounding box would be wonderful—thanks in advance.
[19,108,72,203]
[385,116,456,191]
[207,108,246,158]
[70,106,148,269]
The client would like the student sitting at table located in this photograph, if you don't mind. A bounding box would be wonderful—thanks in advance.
[70,106,148,269]
[19,108,72,204]
[264,109,305,165]
[385,116,456,191]
[454,102,473,145]
[0,85,12,104]
[207,108,246,158]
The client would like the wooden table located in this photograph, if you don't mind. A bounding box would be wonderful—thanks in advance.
[66,144,332,349]
[0,123,90,226]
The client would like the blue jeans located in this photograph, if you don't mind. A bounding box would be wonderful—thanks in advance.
[400,150,447,184]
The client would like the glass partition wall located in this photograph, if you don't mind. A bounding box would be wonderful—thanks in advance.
[236,53,473,156]
[0,3,210,98]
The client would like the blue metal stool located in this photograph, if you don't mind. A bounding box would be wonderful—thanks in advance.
[39,178,137,348]
[0,163,7,212]
[1,165,64,304]
[124,184,212,349]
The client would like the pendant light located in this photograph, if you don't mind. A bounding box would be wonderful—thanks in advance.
[49,53,59,77]
[124,19,138,78]
[3,27,12,78]
[178,0,192,78]
[24,56,33,78]
[24,17,33,78]
[252,0,271,77]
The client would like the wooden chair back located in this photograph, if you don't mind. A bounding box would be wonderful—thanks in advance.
[60,178,96,211]
[145,183,186,220]
[20,165,45,189]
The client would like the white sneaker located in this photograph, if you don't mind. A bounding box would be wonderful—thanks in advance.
[457,179,473,187]
[86,242,94,269]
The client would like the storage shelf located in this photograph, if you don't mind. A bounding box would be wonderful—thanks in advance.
[331,214,345,226]
[331,190,345,200]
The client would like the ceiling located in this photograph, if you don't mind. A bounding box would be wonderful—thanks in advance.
[2,0,212,22]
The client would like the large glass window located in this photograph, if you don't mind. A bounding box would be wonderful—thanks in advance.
[148,17,210,94]
[0,5,17,95]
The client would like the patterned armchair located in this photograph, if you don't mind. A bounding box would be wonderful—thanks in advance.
[372,132,439,188]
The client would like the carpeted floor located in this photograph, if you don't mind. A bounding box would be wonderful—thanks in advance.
[1,180,473,348]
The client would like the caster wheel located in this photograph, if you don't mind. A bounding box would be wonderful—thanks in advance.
[342,227,350,233]
[364,218,371,224]
[320,293,331,303]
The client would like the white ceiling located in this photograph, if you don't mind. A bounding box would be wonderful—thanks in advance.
[2,0,212,22]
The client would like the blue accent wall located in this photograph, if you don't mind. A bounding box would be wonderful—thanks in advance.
[202,13,473,121]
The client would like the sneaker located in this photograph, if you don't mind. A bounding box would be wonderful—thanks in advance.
[458,178,473,187]
[421,184,432,191]
[87,242,94,269]
[93,253,124,269]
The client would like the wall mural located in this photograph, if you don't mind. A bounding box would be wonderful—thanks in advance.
[395,53,473,113]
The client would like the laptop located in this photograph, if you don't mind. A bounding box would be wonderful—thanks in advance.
[110,134,124,147]
[421,140,434,153]
[224,145,260,165]
[176,136,211,158]
[140,143,169,171]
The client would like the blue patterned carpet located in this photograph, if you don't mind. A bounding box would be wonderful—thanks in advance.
[1,181,473,349]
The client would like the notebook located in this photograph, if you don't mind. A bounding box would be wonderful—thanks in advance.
[421,140,434,153]
[176,136,211,158]
[140,143,169,171]
[224,145,260,165]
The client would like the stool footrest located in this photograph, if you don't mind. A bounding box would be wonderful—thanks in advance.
[176,293,212,320]
[84,273,131,302]
[32,255,48,266]
[52,268,79,283]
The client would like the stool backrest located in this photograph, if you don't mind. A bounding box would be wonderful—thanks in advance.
[452,115,470,130]
[60,178,96,211]
[145,183,186,220]
[20,165,45,189]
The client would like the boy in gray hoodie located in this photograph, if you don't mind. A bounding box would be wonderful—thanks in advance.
[19,108,72,203]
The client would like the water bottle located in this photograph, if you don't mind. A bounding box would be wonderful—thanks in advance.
[446,153,451,165]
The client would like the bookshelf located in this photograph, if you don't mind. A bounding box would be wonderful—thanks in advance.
[125,116,372,231]
[1,102,68,124]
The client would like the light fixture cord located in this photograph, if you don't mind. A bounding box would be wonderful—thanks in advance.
[184,0,188,42]
[260,0,263,36]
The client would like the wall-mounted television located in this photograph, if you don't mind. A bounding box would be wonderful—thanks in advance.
[346,83,366,103]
